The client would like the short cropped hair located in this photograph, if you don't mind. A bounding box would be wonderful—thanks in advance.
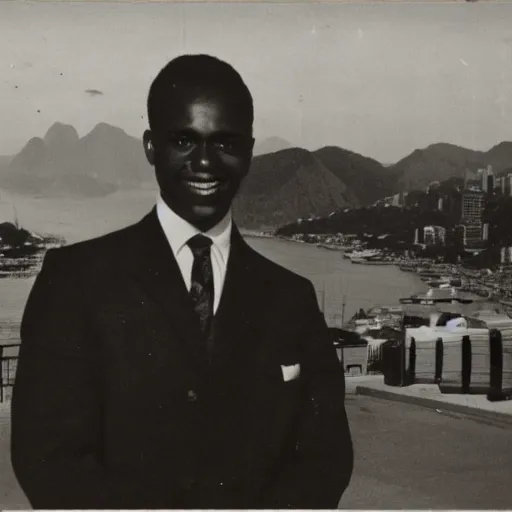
[147,54,254,132]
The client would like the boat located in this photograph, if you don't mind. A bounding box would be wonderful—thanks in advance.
[346,249,381,262]
[317,243,345,251]
[361,259,396,266]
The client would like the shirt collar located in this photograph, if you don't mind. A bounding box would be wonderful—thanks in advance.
[156,195,232,264]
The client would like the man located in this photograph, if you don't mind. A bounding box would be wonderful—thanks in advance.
[11,54,353,509]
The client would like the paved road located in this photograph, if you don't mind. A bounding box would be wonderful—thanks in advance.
[0,409,28,510]
[2,395,512,509]
[341,395,512,509]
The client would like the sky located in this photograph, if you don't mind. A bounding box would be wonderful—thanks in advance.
[1,1,512,164]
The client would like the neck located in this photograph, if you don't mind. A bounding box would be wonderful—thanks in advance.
[159,195,231,233]
[193,217,222,232]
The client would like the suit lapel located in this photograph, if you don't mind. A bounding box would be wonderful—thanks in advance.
[126,211,271,370]
[129,208,208,368]
[212,227,269,367]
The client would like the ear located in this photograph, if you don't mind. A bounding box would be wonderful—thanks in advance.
[143,129,155,166]
[241,137,255,179]
[245,136,255,163]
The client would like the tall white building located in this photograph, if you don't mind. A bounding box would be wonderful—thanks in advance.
[481,164,495,193]
[414,228,419,245]
[482,222,489,241]
[461,191,485,246]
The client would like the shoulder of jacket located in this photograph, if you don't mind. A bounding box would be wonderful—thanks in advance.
[246,245,315,293]
[42,221,139,269]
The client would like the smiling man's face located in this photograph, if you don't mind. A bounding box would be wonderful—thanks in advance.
[144,90,254,231]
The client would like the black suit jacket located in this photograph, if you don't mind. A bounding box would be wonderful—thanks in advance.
[11,208,353,509]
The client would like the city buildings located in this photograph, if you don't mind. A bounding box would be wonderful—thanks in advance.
[498,174,512,196]
[413,228,422,245]
[379,191,408,207]
[482,222,489,242]
[423,225,446,245]
[413,225,446,246]
[453,224,466,247]
[501,246,512,264]
[481,164,495,193]
[443,190,462,223]
[461,190,485,246]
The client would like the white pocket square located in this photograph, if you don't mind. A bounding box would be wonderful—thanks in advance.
[281,363,301,382]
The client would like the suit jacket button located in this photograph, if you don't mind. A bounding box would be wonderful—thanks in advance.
[187,390,198,402]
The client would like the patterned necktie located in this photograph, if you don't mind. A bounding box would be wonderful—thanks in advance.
[187,234,214,345]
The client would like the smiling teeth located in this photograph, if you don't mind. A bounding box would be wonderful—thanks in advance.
[187,181,221,190]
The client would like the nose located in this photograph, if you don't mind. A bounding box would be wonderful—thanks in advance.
[194,142,213,170]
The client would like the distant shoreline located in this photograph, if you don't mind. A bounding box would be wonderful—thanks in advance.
[242,232,348,250]
[239,229,276,239]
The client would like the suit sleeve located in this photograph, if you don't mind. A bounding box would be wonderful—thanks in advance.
[10,248,142,509]
[267,280,354,509]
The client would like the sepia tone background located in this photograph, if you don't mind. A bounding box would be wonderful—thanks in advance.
[2,1,512,509]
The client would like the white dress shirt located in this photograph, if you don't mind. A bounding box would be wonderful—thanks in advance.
[156,196,232,314]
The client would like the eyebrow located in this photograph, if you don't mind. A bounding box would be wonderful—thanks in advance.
[168,128,249,139]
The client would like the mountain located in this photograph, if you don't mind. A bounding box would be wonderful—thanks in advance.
[234,147,353,228]
[1,123,398,228]
[486,141,512,173]
[0,155,12,168]
[313,146,397,206]
[253,136,292,156]
[3,118,512,213]
[391,142,512,191]
[44,122,79,147]
[0,122,153,198]
[234,145,403,228]
[78,123,153,186]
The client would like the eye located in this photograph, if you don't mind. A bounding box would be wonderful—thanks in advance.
[214,139,242,153]
[215,141,234,151]
[170,135,194,150]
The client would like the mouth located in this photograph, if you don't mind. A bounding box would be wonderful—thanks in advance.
[183,176,225,196]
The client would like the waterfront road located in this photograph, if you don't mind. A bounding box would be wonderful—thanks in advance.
[1,395,512,509]
[341,395,512,509]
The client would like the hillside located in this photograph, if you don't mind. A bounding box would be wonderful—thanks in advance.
[0,122,153,198]
[277,203,451,247]
[391,142,512,191]
[233,145,406,227]
[13,123,506,228]
[0,155,12,168]
[314,146,397,206]
[234,147,352,228]
[486,141,512,166]
[1,123,397,228]
[3,120,512,219]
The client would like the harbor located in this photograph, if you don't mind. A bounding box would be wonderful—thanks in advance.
[322,239,512,313]
[2,226,512,511]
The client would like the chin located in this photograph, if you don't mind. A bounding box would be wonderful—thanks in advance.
[192,204,215,216]
[189,205,226,228]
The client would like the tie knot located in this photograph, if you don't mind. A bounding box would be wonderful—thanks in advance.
[187,234,213,255]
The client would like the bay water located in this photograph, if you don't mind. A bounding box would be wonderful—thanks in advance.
[1,235,426,332]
